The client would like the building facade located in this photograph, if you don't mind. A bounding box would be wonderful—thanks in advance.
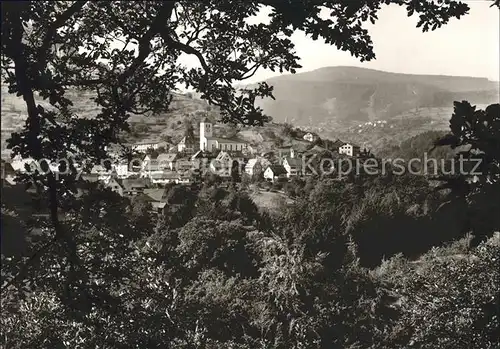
[338,143,360,157]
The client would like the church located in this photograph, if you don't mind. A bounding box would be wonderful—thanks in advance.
[199,118,248,152]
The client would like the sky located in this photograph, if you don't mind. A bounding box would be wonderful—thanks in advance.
[181,0,499,84]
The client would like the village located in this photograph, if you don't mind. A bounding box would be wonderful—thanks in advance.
[1,118,366,215]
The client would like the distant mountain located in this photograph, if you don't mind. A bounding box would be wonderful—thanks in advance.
[0,86,213,156]
[250,66,499,128]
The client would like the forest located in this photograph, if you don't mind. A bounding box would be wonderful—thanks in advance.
[1,1,499,348]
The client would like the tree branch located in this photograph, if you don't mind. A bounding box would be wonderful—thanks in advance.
[163,35,210,74]
[118,2,177,84]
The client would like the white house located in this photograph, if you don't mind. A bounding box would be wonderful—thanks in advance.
[141,153,156,171]
[210,151,234,177]
[263,165,287,183]
[131,142,159,153]
[303,132,318,143]
[112,161,129,178]
[199,118,248,152]
[338,143,360,157]
[282,157,302,177]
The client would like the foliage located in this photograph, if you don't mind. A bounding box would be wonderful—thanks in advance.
[2,1,494,348]
[434,102,500,244]
[183,119,196,144]
[378,130,454,174]
[2,172,498,348]
[376,237,500,349]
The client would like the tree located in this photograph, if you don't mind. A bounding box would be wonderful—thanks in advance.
[161,134,173,144]
[145,147,160,158]
[1,0,477,333]
[156,146,166,153]
[2,188,179,348]
[433,102,500,245]
[129,194,155,233]
[377,238,500,349]
[274,137,285,148]
[281,123,293,137]
[230,160,241,183]
[183,119,196,144]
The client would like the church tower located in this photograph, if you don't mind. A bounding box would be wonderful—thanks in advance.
[199,118,213,151]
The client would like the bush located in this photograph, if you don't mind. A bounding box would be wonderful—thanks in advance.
[377,239,500,349]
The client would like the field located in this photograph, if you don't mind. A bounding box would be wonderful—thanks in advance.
[250,189,294,210]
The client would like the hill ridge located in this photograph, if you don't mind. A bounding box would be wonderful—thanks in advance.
[248,66,498,128]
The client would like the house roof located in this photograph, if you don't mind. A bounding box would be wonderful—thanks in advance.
[150,171,180,180]
[340,142,360,148]
[304,132,318,137]
[206,137,246,144]
[191,150,204,160]
[178,136,200,145]
[266,165,287,176]
[152,202,167,209]
[119,178,147,191]
[143,188,169,202]
[91,165,109,173]
[132,141,159,146]
[331,139,345,148]
[157,153,178,162]
[1,160,15,175]
[144,153,159,160]
[176,157,193,165]
[245,159,260,168]
[306,145,332,154]
[216,151,232,161]
[81,174,100,183]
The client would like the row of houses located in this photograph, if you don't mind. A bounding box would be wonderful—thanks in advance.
[3,118,364,188]
[3,145,362,186]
